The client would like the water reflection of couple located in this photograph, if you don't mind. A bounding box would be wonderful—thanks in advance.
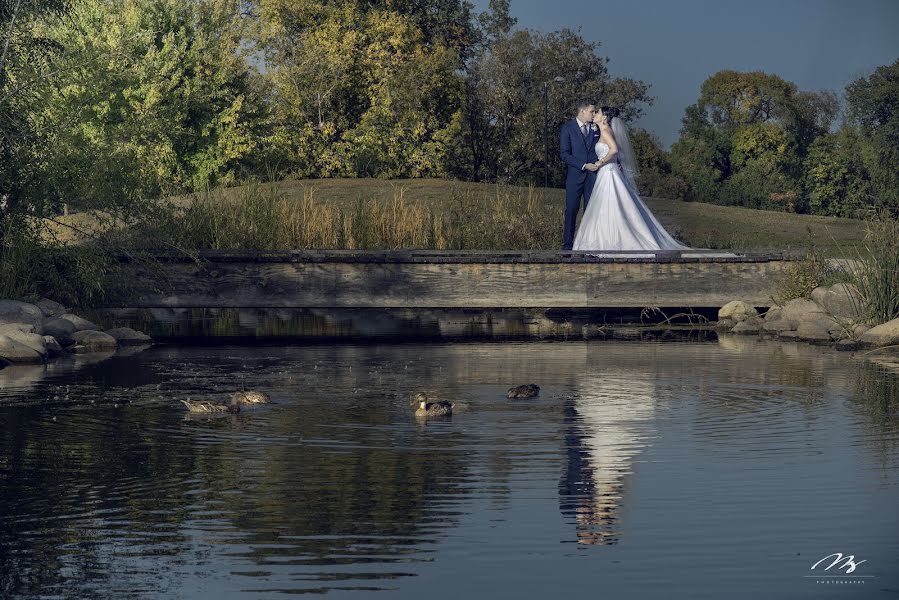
[560,375,657,545]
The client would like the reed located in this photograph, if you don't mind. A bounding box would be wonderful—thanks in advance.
[159,182,564,251]
[850,215,899,324]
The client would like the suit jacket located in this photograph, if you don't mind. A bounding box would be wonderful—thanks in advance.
[559,119,600,178]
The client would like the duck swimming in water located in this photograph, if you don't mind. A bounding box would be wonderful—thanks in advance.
[507,384,540,399]
[231,390,271,405]
[415,400,454,418]
[180,396,240,414]
[409,391,430,406]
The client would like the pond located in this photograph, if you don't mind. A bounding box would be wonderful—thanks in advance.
[1,338,898,598]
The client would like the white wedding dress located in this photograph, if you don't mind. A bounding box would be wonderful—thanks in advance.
[572,142,690,252]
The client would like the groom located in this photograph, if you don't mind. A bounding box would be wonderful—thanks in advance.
[559,100,600,250]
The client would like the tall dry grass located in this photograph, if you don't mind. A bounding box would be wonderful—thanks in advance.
[850,215,899,324]
[157,182,564,251]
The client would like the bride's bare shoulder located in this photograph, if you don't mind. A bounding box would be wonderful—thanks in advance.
[600,126,618,151]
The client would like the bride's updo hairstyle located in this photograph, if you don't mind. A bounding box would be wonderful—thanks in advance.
[599,106,620,123]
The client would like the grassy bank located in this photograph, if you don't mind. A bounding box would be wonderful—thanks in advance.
[14,178,898,323]
[128,178,869,253]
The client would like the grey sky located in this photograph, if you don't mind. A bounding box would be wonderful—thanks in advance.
[470,0,899,147]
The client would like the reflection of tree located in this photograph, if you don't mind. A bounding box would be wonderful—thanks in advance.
[850,358,899,461]
[0,344,475,596]
[560,376,657,546]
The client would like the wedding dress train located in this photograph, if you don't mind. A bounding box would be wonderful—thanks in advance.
[572,142,691,253]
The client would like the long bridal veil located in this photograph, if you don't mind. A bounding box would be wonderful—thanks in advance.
[610,117,639,190]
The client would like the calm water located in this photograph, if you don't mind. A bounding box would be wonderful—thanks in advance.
[1,338,898,599]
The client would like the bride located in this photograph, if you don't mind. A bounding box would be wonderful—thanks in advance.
[572,107,690,252]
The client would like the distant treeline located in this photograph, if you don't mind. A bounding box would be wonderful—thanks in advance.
[1,0,897,220]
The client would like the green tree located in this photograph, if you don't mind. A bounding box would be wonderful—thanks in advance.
[691,70,797,132]
[671,70,837,210]
[32,0,261,214]
[804,128,874,217]
[255,0,466,179]
[846,59,899,210]
[462,27,652,183]
[627,128,687,199]
[0,0,69,213]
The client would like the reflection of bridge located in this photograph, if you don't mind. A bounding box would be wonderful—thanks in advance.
[94,250,804,339]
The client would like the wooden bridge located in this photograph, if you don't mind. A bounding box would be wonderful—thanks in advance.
[91,249,804,340]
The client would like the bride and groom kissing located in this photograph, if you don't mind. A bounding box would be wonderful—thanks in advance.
[559,101,689,252]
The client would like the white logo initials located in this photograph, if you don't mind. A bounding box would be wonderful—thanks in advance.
[811,553,867,574]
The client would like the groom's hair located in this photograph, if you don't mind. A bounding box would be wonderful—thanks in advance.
[575,99,595,113]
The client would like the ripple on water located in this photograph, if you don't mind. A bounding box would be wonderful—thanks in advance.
[1,341,898,598]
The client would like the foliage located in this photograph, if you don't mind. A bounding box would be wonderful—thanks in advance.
[668,68,885,216]
[692,70,798,131]
[0,0,68,213]
[804,128,875,218]
[3,2,898,304]
[255,0,468,180]
[773,240,845,305]
[628,128,687,199]
[458,27,652,185]
[0,213,120,305]
[33,0,261,209]
[669,135,726,203]
[845,59,899,211]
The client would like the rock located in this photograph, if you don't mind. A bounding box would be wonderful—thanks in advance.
[114,344,151,357]
[718,301,759,324]
[732,317,763,335]
[104,327,153,346]
[59,313,100,332]
[0,330,48,358]
[778,330,801,341]
[762,319,793,333]
[830,327,852,341]
[36,298,67,318]
[780,298,826,328]
[0,323,36,334]
[715,318,736,331]
[860,317,899,347]
[70,330,118,353]
[42,318,78,347]
[810,283,864,319]
[43,336,65,357]
[763,307,783,321]
[0,300,44,333]
[0,334,44,363]
[854,324,874,339]
[796,320,834,342]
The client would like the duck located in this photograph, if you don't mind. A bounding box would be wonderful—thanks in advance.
[507,383,540,399]
[415,400,454,418]
[409,391,430,406]
[231,390,272,405]
[180,396,240,414]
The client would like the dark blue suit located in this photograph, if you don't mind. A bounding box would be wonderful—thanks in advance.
[559,119,600,250]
